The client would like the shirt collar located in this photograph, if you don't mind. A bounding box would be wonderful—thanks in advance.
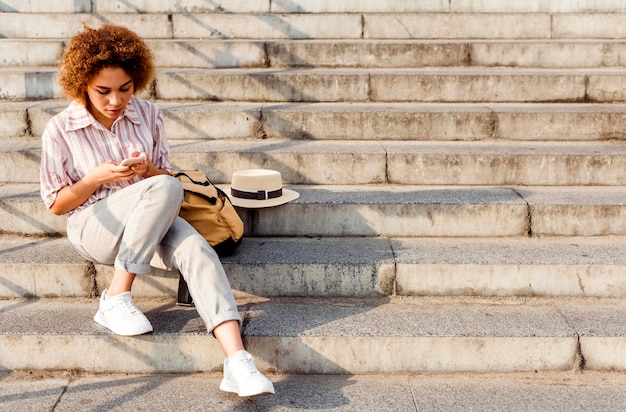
[123,96,141,125]
[65,96,141,132]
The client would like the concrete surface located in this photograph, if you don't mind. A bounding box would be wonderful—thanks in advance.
[3,0,626,14]
[6,66,626,102]
[6,101,626,141]
[4,236,626,299]
[5,182,626,238]
[1,370,625,411]
[6,138,626,186]
[1,296,624,373]
[7,39,626,71]
[3,0,626,392]
[4,100,626,141]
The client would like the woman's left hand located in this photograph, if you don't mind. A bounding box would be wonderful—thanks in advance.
[124,151,150,177]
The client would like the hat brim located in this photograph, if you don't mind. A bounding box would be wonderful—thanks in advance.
[225,187,300,209]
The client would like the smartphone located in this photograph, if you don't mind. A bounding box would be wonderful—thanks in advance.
[119,153,146,167]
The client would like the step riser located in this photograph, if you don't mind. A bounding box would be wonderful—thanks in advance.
[0,71,62,100]
[7,40,626,69]
[365,14,626,40]
[397,265,626,297]
[471,42,626,68]
[250,337,579,374]
[5,261,626,299]
[0,263,92,298]
[4,191,626,237]
[0,199,529,237]
[7,144,626,185]
[198,141,626,185]
[93,262,395,299]
[157,70,626,103]
[0,335,225,374]
[276,337,623,373]
[0,335,580,374]
[2,297,623,373]
[0,41,66,67]
[4,239,626,299]
[0,14,171,39]
[243,204,529,237]
[3,13,626,40]
[388,153,626,185]
[270,41,626,69]
[157,71,594,103]
[0,40,470,69]
[169,104,626,141]
[6,70,625,102]
[3,0,626,14]
[2,39,464,69]
[8,102,626,141]
[0,106,28,138]
[3,336,621,373]
[0,14,362,40]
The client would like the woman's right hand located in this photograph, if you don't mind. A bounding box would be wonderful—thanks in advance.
[85,160,140,185]
[49,161,138,215]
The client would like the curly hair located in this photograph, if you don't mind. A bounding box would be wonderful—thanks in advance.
[58,24,154,105]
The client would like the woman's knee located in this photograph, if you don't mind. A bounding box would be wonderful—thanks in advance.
[152,174,183,202]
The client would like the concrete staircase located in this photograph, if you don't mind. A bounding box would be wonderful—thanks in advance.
[1,0,625,376]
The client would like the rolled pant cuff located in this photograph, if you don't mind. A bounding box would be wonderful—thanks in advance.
[207,311,242,333]
[114,260,152,275]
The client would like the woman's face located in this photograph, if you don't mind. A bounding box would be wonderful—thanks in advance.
[85,67,134,129]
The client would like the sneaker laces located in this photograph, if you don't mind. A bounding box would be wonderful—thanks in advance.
[230,352,261,377]
[109,293,141,318]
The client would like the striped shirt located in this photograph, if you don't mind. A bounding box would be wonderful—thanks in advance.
[40,96,172,215]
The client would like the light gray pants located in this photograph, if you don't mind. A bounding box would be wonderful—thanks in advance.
[66,174,241,332]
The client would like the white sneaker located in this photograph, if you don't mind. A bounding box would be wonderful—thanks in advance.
[219,350,275,397]
[93,289,153,336]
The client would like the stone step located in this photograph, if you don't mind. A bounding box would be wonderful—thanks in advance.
[2,235,626,299]
[274,0,626,14]
[7,101,626,141]
[3,139,626,185]
[2,12,626,40]
[7,39,626,69]
[4,67,625,102]
[363,13,626,40]
[3,183,626,237]
[151,68,626,103]
[2,371,625,412]
[0,296,624,373]
[266,40,626,69]
[2,0,626,14]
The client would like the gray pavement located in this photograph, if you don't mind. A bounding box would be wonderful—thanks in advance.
[1,371,625,411]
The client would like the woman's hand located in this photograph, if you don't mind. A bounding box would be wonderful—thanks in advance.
[122,151,150,177]
[49,160,136,216]
[50,152,164,216]
[84,160,140,185]
[91,151,151,184]
[121,151,170,178]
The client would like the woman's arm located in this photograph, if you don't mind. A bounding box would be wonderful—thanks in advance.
[50,174,102,216]
[49,161,140,215]
[143,160,171,178]
[48,144,171,215]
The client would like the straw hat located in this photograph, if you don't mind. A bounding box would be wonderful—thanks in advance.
[228,169,299,208]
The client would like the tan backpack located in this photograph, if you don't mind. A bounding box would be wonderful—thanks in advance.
[173,170,244,306]
[173,170,244,257]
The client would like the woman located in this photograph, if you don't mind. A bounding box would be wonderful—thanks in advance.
[39,24,274,397]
